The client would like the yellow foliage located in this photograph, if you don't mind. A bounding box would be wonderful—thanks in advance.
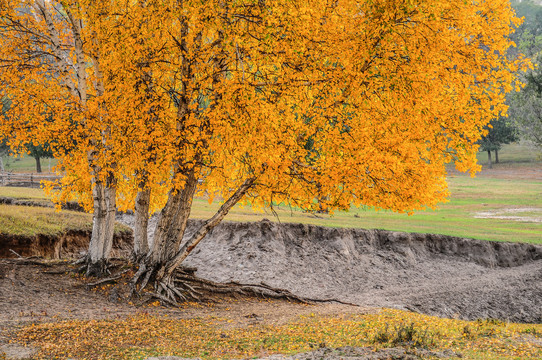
[0,0,529,214]
[13,309,542,359]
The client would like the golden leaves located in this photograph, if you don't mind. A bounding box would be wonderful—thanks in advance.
[13,309,542,359]
[0,0,527,214]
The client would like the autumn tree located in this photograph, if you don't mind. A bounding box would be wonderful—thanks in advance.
[0,0,125,275]
[0,0,527,301]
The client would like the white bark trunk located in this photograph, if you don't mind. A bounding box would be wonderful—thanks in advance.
[133,188,151,259]
[87,176,116,276]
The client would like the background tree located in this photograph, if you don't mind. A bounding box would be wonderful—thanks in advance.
[25,143,53,173]
[509,1,542,149]
[0,0,527,302]
[478,118,518,168]
[509,55,542,149]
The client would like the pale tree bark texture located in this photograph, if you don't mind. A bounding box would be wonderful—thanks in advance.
[133,187,151,261]
[86,174,117,276]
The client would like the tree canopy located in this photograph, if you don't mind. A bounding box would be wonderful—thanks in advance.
[0,0,526,209]
[0,0,528,288]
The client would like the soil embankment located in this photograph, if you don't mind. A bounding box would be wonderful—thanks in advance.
[122,217,541,323]
[0,229,132,259]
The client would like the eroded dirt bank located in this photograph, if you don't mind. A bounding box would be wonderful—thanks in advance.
[0,229,132,259]
[118,217,542,323]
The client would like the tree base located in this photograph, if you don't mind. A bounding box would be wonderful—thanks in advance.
[75,257,111,278]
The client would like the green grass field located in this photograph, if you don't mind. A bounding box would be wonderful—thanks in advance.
[0,205,132,237]
[191,173,541,244]
[0,205,92,236]
[0,142,540,242]
[476,142,541,165]
[192,142,542,244]
[1,154,57,173]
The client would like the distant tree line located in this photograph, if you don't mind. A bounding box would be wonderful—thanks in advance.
[491,1,542,159]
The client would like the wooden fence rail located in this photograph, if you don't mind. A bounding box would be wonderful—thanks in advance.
[0,173,61,188]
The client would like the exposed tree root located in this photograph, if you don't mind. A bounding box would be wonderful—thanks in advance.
[74,256,111,277]
[1,257,53,267]
[9,249,23,258]
[86,269,130,288]
[174,273,359,306]
[131,264,359,307]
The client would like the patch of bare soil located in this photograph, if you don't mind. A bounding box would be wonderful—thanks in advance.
[0,259,358,329]
[448,162,542,180]
[0,230,131,259]
[172,219,542,324]
[481,166,542,180]
[118,215,542,324]
[474,207,542,223]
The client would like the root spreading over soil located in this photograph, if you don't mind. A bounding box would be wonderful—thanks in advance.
[118,216,542,323]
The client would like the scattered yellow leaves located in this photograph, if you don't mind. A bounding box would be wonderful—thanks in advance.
[12,309,542,360]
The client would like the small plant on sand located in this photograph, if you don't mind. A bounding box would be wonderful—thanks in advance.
[371,322,436,348]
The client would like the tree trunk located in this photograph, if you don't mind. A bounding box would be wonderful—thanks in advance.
[35,156,42,173]
[133,188,151,261]
[495,149,499,164]
[132,177,256,303]
[162,177,256,279]
[487,150,493,169]
[86,177,116,277]
[0,157,4,172]
[147,169,198,265]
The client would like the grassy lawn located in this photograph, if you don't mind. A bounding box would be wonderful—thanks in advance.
[1,155,57,173]
[477,142,541,165]
[0,186,51,205]
[0,187,92,236]
[0,141,540,243]
[0,205,91,236]
[191,173,542,244]
[12,309,542,360]
[0,205,130,237]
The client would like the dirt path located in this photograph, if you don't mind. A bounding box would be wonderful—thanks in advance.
[0,259,366,329]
